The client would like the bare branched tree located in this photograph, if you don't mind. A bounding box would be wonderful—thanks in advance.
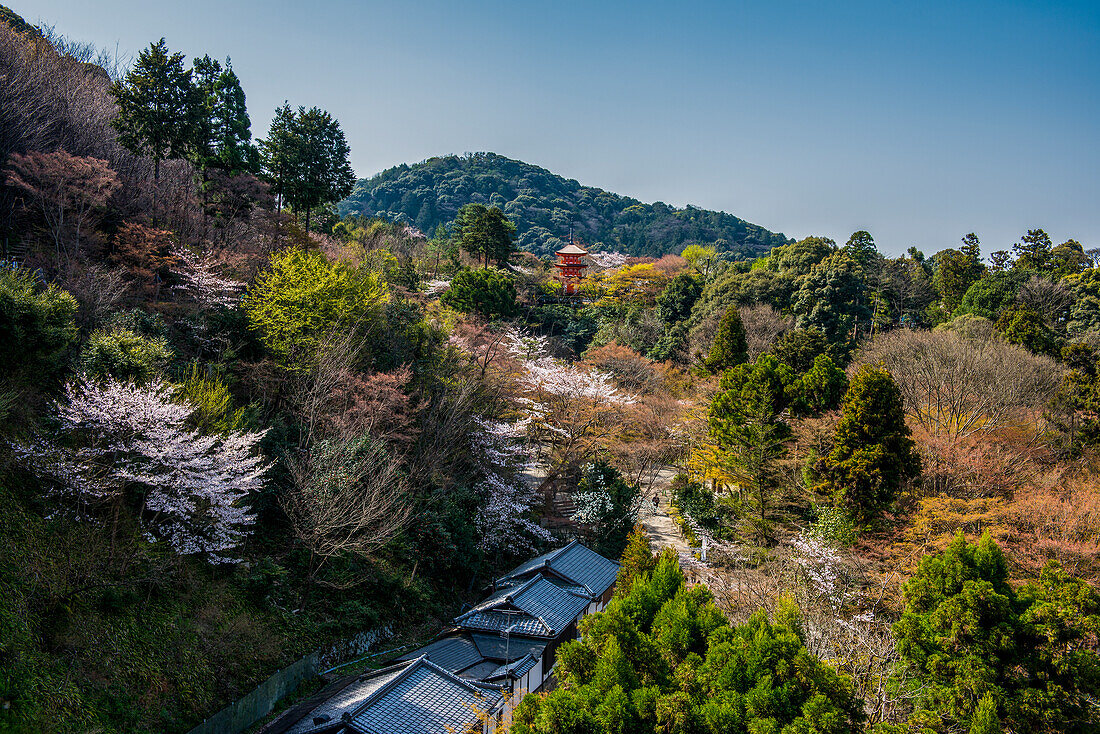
[739,304,792,360]
[858,328,1061,439]
[283,437,411,585]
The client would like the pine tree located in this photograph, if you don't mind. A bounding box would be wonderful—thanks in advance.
[1014,228,1053,272]
[452,203,516,267]
[820,364,920,522]
[704,306,748,373]
[110,38,197,211]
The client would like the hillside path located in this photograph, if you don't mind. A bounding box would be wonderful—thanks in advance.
[639,467,693,558]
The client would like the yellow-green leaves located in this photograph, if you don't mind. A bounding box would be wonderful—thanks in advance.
[243,248,388,368]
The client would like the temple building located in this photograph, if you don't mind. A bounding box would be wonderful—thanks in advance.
[553,242,588,295]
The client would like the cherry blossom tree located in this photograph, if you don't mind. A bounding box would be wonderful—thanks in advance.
[171,246,244,309]
[471,416,553,554]
[15,378,269,561]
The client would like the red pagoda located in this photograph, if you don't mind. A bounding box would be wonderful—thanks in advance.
[554,242,588,295]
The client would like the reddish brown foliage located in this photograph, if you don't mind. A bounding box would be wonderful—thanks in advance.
[319,366,418,450]
[6,150,119,267]
[584,343,663,394]
[109,222,176,295]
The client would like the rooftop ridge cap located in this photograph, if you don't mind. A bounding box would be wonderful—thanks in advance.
[345,658,419,719]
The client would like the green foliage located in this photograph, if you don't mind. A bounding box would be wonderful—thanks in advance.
[821,364,919,523]
[451,203,516,266]
[994,305,1061,357]
[1068,268,1100,337]
[1012,228,1053,272]
[894,533,1100,733]
[708,355,795,539]
[656,272,702,325]
[808,505,858,547]
[176,363,247,434]
[932,235,986,312]
[704,306,748,373]
[0,264,78,383]
[340,152,790,258]
[792,250,870,348]
[771,326,829,372]
[439,267,517,318]
[616,526,657,596]
[259,105,355,231]
[574,461,642,558]
[189,55,258,176]
[954,270,1029,320]
[794,353,848,415]
[110,39,196,181]
[513,553,863,734]
[79,326,172,382]
[243,247,388,366]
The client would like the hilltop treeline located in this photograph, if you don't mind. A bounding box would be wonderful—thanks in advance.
[340,152,791,258]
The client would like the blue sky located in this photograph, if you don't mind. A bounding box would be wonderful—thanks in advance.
[17,0,1100,255]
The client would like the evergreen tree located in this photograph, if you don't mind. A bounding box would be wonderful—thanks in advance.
[772,326,829,371]
[259,105,354,231]
[795,353,848,415]
[820,364,919,523]
[845,229,878,266]
[451,203,516,267]
[791,250,870,349]
[704,306,748,373]
[933,234,986,312]
[708,354,794,540]
[110,38,197,210]
[1013,228,1053,272]
[258,102,297,211]
[615,526,656,596]
[655,271,701,325]
[895,533,1100,732]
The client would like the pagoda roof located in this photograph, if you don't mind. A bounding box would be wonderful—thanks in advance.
[556,244,588,255]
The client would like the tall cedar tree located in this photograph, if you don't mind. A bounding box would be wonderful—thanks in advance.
[260,106,355,232]
[708,354,794,541]
[189,56,257,181]
[933,233,986,312]
[1013,228,1053,272]
[820,364,919,523]
[110,39,196,204]
[452,203,516,267]
[705,306,748,373]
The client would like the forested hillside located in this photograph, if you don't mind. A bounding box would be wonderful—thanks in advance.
[340,152,791,258]
[2,6,1100,734]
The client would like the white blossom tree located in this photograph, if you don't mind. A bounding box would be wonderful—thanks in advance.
[15,378,269,561]
[171,247,245,309]
[471,417,553,554]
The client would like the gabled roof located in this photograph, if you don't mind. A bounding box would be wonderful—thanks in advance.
[495,541,619,599]
[454,575,591,638]
[277,663,411,734]
[469,632,547,661]
[486,654,539,681]
[348,656,503,734]
[396,634,483,675]
[556,243,588,255]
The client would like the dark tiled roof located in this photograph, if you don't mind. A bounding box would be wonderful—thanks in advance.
[278,663,411,734]
[496,541,619,598]
[396,634,482,674]
[348,657,503,734]
[486,654,538,681]
[470,633,547,661]
[455,575,591,637]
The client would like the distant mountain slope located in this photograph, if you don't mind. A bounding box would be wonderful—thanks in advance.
[340,152,790,258]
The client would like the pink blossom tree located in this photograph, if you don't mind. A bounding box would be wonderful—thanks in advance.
[16,378,270,561]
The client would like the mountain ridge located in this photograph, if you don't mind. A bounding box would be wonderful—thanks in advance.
[340,152,790,258]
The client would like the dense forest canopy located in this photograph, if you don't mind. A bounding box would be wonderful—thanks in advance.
[339,152,792,258]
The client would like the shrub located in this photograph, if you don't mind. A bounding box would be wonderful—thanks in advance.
[439,267,516,318]
[0,264,78,382]
[79,327,172,382]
